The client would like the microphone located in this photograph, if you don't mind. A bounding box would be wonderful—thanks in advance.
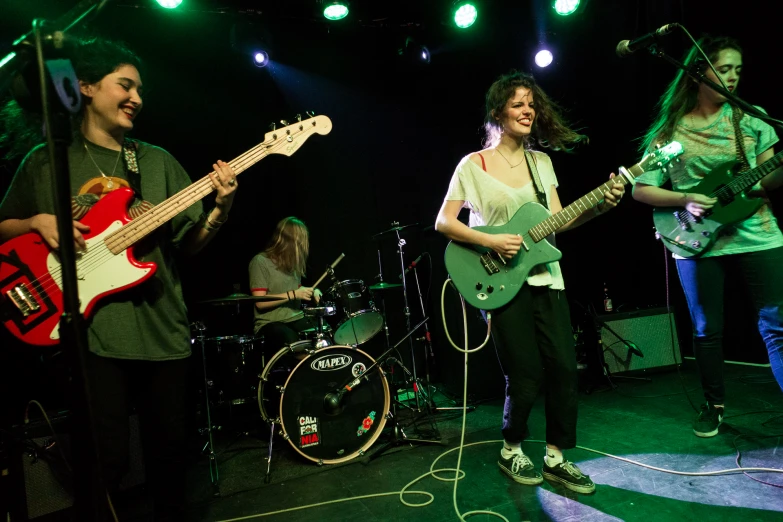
[625,341,644,358]
[0,1,109,94]
[399,253,425,280]
[323,374,364,414]
[616,23,678,57]
[323,388,346,415]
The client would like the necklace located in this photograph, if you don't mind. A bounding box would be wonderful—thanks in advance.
[84,141,123,189]
[495,147,526,168]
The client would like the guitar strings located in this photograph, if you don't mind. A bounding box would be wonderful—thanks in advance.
[36,137,281,296]
[27,124,313,301]
[672,157,781,224]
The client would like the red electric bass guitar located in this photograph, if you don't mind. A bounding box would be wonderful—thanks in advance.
[0,115,332,346]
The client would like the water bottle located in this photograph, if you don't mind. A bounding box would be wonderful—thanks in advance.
[603,282,613,312]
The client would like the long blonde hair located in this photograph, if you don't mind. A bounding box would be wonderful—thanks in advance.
[263,217,309,277]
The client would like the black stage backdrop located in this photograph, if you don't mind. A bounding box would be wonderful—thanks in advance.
[1,0,781,402]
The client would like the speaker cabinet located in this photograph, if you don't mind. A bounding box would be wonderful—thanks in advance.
[11,412,145,520]
[595,307,682,375]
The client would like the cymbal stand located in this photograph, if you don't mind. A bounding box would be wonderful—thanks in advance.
[408,256,471,413]
[394,228,427,413]
[193,322,220,496]
[376,248,392,351]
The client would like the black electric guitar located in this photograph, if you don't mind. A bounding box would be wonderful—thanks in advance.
[653,149,783,257]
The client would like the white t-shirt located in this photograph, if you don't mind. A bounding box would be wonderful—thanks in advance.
[444,150,565,290]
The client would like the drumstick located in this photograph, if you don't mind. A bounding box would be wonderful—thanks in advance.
[312,253,345,289]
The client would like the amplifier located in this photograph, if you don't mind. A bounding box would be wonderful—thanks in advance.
[11,412,145,520]
[595,307,682,375]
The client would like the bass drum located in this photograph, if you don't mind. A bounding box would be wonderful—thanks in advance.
[258,340,319,424]
[278,345,390,464]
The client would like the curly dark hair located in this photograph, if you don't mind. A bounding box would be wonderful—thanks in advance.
[640,35,742,153]
[0,38,143,159]
[483,70,587,151]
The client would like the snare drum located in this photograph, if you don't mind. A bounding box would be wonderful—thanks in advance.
[328,279,384,345]
[276,345,390,464]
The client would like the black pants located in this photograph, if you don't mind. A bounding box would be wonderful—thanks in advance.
[488,285,578,449]
[85,352,189,519]
[257,317,315,353]
[677,246,783,404]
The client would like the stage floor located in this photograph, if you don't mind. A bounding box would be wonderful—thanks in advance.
[118,360,782,522]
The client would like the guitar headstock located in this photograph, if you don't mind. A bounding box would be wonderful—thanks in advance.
[263,114,333,157]
[639,141,684,172]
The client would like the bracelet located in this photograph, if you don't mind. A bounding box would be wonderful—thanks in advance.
[207,211,227,228]
[201,212,220,232]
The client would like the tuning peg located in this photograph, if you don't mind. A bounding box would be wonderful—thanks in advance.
[295,113,302,122]
[268,122,276,131]
[306,111,315,118]
[280,119,289,126]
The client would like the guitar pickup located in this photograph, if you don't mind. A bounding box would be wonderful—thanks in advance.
[6,283,41,317]
[480,253,500,275]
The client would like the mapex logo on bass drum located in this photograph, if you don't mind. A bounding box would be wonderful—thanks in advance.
[310,354,353,371]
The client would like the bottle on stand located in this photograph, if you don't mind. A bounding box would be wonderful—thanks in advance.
[603,282,613,313]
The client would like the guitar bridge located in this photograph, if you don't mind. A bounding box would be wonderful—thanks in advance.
[6,283,41,317]
[480,253,501,275]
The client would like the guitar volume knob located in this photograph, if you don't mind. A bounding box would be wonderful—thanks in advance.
[487,285,494,293]
[476,282,483,290]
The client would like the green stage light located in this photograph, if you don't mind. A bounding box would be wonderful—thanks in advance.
[156,0,183,8]
[324,2,349,21]
[454,3,478,29]
[553,0,580,16]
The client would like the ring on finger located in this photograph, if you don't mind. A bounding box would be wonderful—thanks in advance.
[228,178,236,187]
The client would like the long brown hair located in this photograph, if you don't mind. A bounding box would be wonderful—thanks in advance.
[640,35,742,154]
[263,217,309,277]
[483,70,587,151]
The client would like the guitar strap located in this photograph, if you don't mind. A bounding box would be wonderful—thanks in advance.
[122,138,143,198]
[525,150,548,209]
[525,150,557,247]
[730,106,751,173]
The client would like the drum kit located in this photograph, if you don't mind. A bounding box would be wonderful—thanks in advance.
[192,221,440,492]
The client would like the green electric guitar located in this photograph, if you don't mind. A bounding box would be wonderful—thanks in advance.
[444,142,684,310]
[652,149,783,258]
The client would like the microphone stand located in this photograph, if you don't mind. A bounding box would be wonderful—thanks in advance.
[646,43,783,133]
[1,3,113,519]
[588,308,651,393]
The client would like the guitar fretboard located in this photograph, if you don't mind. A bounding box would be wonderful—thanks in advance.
[528,162,644,243]
[722,150,783,197]
[102,121,320,254]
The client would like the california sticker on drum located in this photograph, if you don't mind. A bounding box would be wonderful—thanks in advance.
[265,344,391,464]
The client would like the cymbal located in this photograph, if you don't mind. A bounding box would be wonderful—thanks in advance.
[369,282,402,291]
[198,293,286,305]
[371,222,419,238]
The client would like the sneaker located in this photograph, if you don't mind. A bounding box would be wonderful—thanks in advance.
[542,459,596,494]
[693,403,724,437]
[498,452,543,485]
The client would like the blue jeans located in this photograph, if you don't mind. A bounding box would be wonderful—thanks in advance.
[676,246,783,404]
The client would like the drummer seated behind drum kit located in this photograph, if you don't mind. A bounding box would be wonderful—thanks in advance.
[195,223,436,485]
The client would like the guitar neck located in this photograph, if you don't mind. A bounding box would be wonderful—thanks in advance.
[528,164,640,242]
[724,150,783,196]
[104,141,270,254]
